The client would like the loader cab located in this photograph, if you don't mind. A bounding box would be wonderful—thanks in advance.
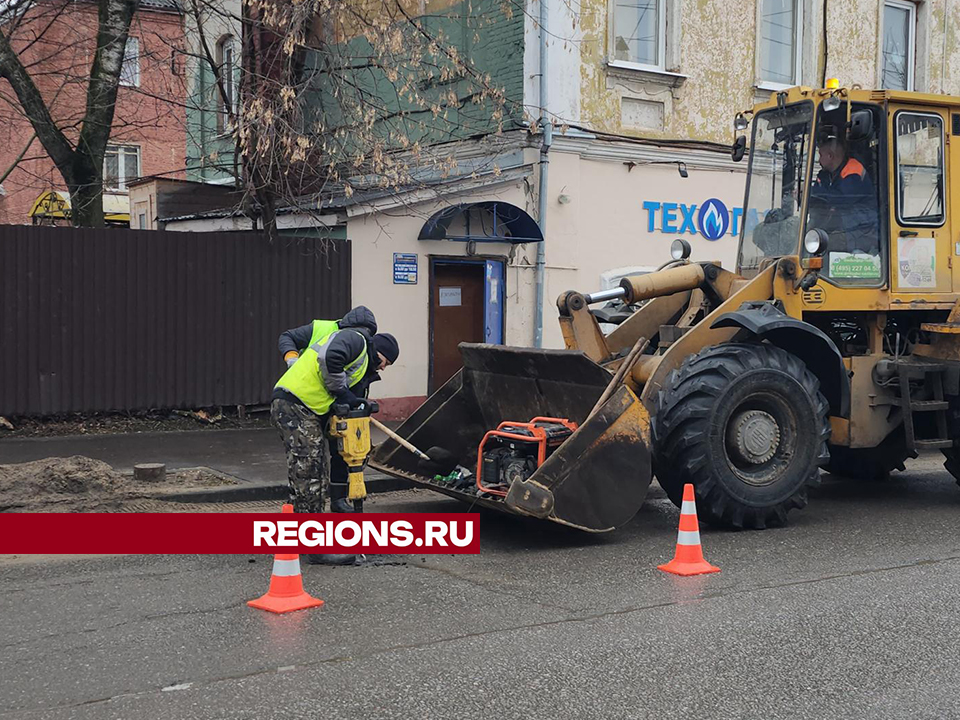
[737,97,889,287]
[802,102,887,285]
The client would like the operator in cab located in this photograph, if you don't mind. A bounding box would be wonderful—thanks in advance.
[808,125,880,255]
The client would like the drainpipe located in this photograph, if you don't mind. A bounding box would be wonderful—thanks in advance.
[533,0,551,348]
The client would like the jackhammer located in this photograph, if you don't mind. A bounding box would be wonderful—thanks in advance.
[328,400,379,513]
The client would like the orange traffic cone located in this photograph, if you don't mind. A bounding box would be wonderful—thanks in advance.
[658,484,720,576]
[248,504,325,614]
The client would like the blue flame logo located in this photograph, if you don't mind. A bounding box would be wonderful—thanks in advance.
[696,199,729,241]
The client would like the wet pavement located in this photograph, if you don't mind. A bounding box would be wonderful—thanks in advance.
[2,454,960,719]
[0,425,397,493]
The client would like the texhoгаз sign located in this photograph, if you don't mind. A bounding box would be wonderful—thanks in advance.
[642,198,746,240]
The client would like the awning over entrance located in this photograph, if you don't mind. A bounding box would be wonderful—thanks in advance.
[29,190,130,225]
[418,201,543,244]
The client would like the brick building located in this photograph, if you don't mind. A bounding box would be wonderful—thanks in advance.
[0,0,186,225]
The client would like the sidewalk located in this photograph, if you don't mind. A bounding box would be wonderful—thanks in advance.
[0,425,408,500]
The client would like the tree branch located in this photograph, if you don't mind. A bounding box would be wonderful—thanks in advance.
[0,131,36,186]
[0,26,76,176]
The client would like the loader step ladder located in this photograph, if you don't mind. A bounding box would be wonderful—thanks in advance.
[897,361,952,451]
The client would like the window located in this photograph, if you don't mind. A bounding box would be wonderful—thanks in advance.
[806,103,885,284]
[882,1,916,90]
[120,37,139,87]
[896,112,944,226]
[738,102,813,273]
[612,0,665,69]
[758,0,802,85]
[104,145,141,191]
[216,35,237,132]
[138,213,147,229]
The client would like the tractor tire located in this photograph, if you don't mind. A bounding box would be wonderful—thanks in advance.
[825,431,914,481]
[653,342,830,529]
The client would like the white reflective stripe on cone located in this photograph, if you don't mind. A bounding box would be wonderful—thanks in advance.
[680,500,697,515]
[272,558,301,577]
[676,530,701,545]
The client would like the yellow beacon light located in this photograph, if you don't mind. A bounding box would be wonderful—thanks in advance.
[826,78,840,89]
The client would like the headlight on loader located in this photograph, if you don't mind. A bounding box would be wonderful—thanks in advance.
[671,238,692,260]
[804,228,829,255]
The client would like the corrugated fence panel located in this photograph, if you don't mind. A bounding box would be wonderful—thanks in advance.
[0,225,351,416]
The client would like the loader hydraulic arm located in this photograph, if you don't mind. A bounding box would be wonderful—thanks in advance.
[556,262,710,363]
[617,264,706,304]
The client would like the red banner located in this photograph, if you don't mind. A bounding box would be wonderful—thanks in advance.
[0,513,480,554]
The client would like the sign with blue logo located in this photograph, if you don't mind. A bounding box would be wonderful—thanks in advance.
[642,198,744,240]
[393,253,418,284]
[697,199,730,240]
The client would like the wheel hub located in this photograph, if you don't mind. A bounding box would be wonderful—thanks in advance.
[728,409,781,465]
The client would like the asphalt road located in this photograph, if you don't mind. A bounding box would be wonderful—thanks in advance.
[3,455,960,719]
[0,428,295,484]
[0,426,396,493]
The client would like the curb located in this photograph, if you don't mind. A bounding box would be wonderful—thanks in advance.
[152,471,413,504]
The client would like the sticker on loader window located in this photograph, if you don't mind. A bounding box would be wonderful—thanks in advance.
[828,252,882,279]
[898,236,936,288]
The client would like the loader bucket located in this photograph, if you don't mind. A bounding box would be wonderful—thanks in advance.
[369,343,653,532]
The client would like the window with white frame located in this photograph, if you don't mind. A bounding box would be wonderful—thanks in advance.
[104,145,141,191]
[882,0,916,90]
[758,0,802,85]
[612,0,665,69]
[120,36,140,87]
[216,35,237,132]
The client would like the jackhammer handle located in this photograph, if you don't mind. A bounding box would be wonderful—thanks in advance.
[370,416,431,461]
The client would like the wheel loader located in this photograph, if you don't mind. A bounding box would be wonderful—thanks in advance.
[370,81,960,531]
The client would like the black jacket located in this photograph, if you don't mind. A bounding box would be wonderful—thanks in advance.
[275,306,381,403]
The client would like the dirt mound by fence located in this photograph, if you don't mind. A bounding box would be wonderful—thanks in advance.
[0,456,237,512]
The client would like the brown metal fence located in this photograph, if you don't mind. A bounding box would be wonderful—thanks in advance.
[0,225,351,416]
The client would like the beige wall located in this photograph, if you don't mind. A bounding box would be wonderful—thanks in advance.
[345,143,747,401]
[128,182,158,230]
[346,180,536,402]
[575,0,960,145]
[538,145,746,347]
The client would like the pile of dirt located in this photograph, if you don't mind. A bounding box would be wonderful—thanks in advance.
[0,456,135,513]
[0,457,239,512]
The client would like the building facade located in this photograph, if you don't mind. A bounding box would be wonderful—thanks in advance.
[183,0,241,185]
[171,0,960,416]
[0,0,187,226]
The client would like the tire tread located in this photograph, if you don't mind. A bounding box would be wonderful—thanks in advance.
[653,342,830,529]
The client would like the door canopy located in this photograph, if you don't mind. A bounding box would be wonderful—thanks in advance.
[418,202,543,244]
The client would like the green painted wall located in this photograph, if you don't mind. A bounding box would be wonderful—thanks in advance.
[185,59,237,183]
[303,0,524,156]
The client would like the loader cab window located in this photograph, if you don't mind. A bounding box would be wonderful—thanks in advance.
[895,112,945,226]
[803,102,885,284]
[738,102,813,275]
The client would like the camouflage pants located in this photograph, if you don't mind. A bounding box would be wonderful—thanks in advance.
[271,397,331,513]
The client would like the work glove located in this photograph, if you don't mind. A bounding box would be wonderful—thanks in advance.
[763,208,785,224]
[284,351,299,368]
[335,389,365,410]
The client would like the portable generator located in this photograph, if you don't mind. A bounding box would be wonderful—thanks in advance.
[476,417,578,497]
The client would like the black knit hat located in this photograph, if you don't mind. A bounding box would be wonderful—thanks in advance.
[373,333,400,364]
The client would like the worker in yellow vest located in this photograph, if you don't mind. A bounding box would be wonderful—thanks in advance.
[271,306,399,564]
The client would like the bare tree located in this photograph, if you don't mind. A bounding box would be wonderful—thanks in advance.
[0,0,519,230]
[228,0,517,235]
[0,0,141,226]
